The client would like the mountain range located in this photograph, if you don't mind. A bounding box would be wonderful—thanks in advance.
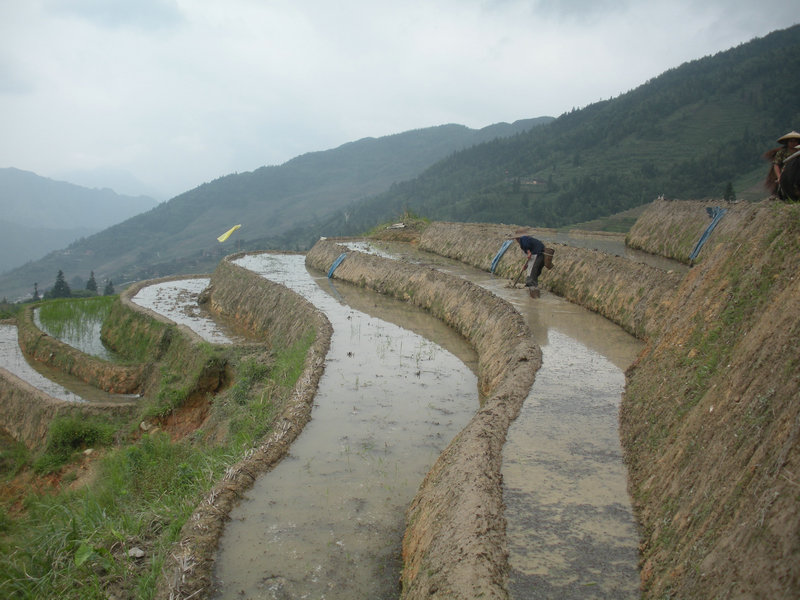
[1,23,798,302]
[0,168,158,277]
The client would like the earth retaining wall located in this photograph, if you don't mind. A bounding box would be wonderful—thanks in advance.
[17,304,147,394]
[307,239,540,599]
[621,199,800,598]
[419,221,681,340]
[0,368,138,448]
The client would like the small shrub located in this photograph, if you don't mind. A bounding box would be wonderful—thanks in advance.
[33,416,116,474]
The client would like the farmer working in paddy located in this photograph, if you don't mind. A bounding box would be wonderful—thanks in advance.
[515,235,545,290]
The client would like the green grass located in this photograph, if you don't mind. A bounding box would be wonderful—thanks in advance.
[33,417,117,475]
[36,296,117,360]
[36,296,114,340]
[0,332,313,599]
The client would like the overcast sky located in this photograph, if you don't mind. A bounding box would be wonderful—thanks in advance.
[1,0,797,199]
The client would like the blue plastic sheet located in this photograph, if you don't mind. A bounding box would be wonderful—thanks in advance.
[689,207,727,262]
[327,252,348,278]
[491,239,514,273]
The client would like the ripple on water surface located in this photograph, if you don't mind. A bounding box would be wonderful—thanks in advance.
[210,253,478,599]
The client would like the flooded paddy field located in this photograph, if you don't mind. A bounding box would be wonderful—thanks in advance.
[352,240,644,598]
[131,278,241,344]
[210,253,479,599]
[0,323,133,404]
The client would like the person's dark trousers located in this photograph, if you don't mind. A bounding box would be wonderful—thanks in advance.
[525,253,545,287]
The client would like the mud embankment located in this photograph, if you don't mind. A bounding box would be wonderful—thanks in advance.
[307,239,539,599]
[620,199,800,598]
[419,221,681,340]
[156,257,333,600]
[626,198,737,263]
[0,368,138,449]
[0,303,148,449]
[17,305,147,394]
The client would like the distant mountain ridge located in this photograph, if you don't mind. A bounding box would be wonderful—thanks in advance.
[323,24,800,234]
[0,119,550,299]
[1,24,799,301]
[0,168,159,277]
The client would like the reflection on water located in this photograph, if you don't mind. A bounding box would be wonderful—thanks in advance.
[539,232,688,273]
[211,254,478,599]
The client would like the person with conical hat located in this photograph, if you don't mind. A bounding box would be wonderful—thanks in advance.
[773,131,800,181]
[765,131,800,198]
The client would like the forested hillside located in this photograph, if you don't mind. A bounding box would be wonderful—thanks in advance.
[325,24,800,235]
[0,168,158,275]
[0,120,546,300]
[2,24,798,301]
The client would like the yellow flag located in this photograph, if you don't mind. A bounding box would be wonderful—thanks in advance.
[217,224,241,243]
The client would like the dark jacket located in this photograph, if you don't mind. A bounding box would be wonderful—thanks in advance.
[518,236,544,255]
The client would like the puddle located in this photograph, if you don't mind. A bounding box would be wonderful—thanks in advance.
[351,241,643,597]
[131,278,239,344]
[210,254,478,599]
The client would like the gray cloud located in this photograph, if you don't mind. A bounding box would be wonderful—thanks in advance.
[44,0,183,30]
[0,0,797,198]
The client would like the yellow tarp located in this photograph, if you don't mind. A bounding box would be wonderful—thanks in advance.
[217,224,242,243]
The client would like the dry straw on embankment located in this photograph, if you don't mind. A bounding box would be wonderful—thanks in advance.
[620,200,800,599]
[419,221,681,340]
[307,239,540,600]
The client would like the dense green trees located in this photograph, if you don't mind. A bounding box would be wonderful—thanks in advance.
[50,270,71,299]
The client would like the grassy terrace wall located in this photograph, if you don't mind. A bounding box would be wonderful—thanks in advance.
[1,303,147,449]
[115,276,229,411]
[419,221,681,340]
[156,256,333,600]
[17,304,147,393]
[307,239,539,600]
[620,200,800,598]
[0,368,138,449]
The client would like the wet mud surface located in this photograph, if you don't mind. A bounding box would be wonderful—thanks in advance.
[131,278,241,344]
[211,254,478,599]
[354,240,643,598]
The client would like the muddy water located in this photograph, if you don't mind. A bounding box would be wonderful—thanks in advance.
[498,295,641,599]
[131,278,240,344]
[353,241,643,598]
[211,254,478,599]
[542,232,688,273]
[0,323,90,402]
